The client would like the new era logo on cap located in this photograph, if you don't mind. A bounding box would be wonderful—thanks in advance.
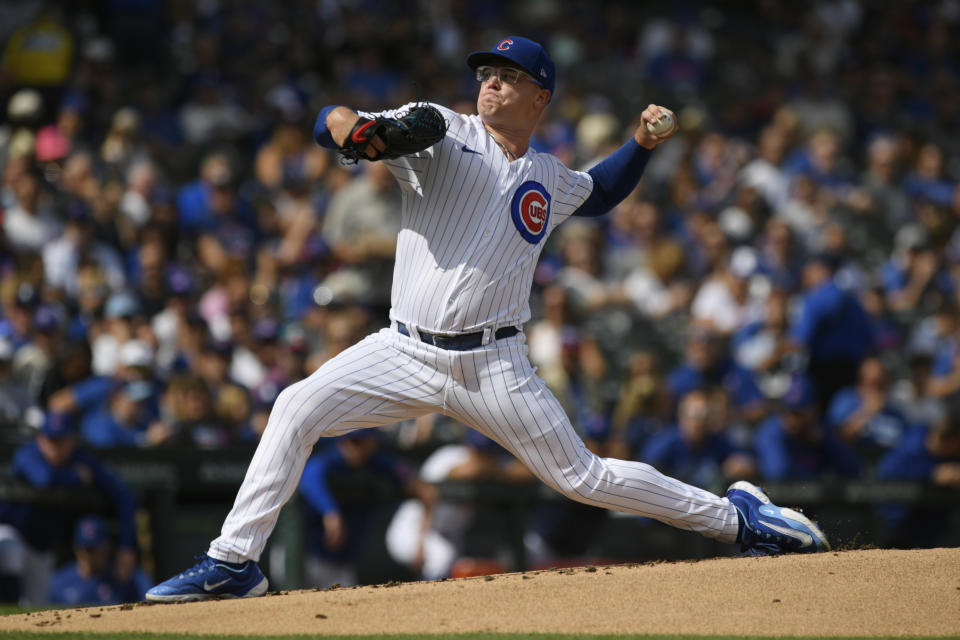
[467,36,556,96]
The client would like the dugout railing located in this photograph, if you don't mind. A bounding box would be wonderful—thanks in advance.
[1,447,958,590]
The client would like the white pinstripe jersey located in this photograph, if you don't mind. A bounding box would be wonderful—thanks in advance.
[362,103,595,334]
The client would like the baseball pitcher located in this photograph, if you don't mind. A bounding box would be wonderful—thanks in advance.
[147,36,828,602]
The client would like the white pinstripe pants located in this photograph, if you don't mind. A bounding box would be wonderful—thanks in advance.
[209,328,739,563]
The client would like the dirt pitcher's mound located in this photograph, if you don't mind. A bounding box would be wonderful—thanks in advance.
[3,548,958,637]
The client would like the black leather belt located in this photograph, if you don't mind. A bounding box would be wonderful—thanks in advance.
[397,322,519,350]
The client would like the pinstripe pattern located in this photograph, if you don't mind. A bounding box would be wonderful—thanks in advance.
[370,103,592,334]
[207,105,739,563]
[442,338,737,537]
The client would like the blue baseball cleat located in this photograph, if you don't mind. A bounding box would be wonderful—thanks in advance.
[726,481,830,556]
[145,554,268,602]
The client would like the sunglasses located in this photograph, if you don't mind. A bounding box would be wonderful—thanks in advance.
[476,65,536,85]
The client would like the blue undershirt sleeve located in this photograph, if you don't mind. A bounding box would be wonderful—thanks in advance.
[88,456,139,549]
[313,105,343,150]
[575,138,653,217]
[299,454,341,515]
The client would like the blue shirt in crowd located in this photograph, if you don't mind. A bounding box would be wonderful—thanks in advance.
[47,563,151,606]
[826,388,910,453]
[0,442,137,552]
[753,415,862,481]
[640,426,740,488]
[298,444,413,562]
[80,409,146,448]
[667,358,764,412]
[874,426,957,547]
[876,427,948,481]
[791,280,874,363]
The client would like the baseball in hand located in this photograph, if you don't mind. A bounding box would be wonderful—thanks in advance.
[646,112,675,136]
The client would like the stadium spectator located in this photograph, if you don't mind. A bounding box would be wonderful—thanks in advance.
[611,350,671,458]
[48,338,159,425]
[690,245,762,336]
[876,417,960,548]
[386,430,528,580]
[639,389,756,488]
[0,412,137,604]
[620,233,691,320]
[827,357,911,464]
[740,125,791,212]
[298,430,435,588]
[320,161,400,311]
[47,514,152,606]
[666,328,766,423]
[148,373,229,449]
[859,135,910,234]
[732,287,795,399]
[2,165,58,253]
[754,377,861,481]
[790,252,875,414]
[79,381,154,448]
[0,336,37,442]
[755,217,803,292]
[42,199,126,298]
[881,225,948,315]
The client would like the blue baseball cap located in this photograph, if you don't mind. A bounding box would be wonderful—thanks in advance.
[466,429,503,454]
[42,411,77,439]
[74,515,108,548]
[467,36,555,95]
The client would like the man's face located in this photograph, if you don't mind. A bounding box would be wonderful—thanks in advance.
[476,65,547,125]
[76,544,110,575]
[686,337,717,370]
[783,407,817,437]
[37,434,77,467]
[678,393,710,444]
[338,436,379,467]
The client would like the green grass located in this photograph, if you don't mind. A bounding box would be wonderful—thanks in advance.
[0,607,55,617]
[1,633,959,639]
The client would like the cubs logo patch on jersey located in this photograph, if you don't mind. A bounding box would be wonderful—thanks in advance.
[510,180,551,244]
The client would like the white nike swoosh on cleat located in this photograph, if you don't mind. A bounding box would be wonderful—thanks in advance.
[203,577,232,591]
[757,519,814,547]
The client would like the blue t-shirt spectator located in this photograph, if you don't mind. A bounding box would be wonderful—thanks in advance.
[667,357,764,414]
[79,381,154,448]
[791,278,874,364]
[641,426,741,488]
[875,424,960,548]
[47,514,152,605]
[298,435,414,563]
[877,427,943,481]
[47,563,116,606]
[47,563,151,606]
[826,387,910,455]
[754,414,861,480]
[0,414,138,553]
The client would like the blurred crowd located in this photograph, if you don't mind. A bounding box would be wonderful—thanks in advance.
[3,0,960,602]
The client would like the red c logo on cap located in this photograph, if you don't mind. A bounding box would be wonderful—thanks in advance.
[497,39,513,51]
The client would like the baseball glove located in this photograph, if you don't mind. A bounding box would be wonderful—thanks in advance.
[340,104,447,163]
